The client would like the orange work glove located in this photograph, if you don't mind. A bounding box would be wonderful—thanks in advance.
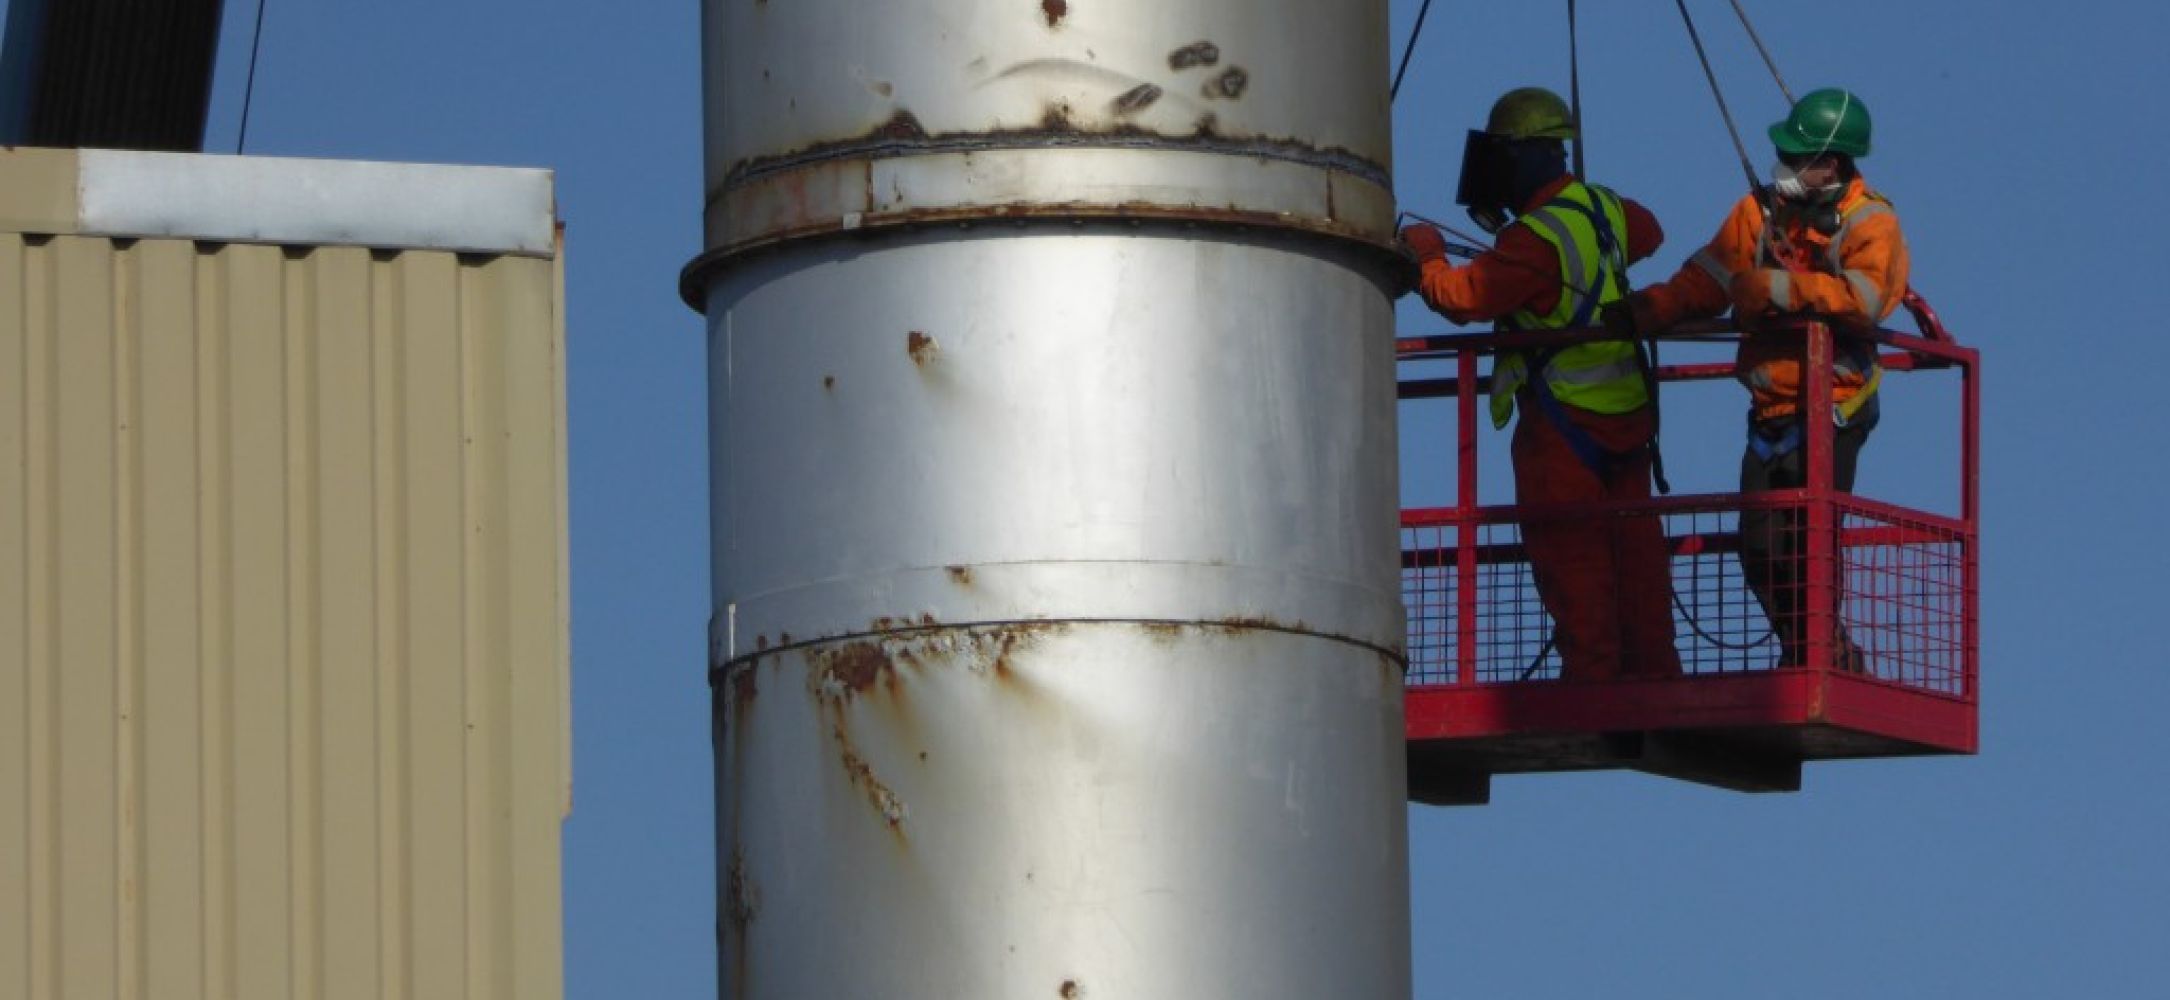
[1399,223,1448,265]
[1728,269,1793,329]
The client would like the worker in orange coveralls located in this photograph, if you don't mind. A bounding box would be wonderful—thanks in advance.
[1400,87,1681,682]
[1611,88,1909,672]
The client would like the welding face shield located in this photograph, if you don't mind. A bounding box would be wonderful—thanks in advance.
[1457,131,1568,234]
[1455,130,1514,234]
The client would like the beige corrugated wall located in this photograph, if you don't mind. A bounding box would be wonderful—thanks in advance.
[0,151,569,1000]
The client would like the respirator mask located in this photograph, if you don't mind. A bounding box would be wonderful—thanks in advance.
[1770,158,1844,204]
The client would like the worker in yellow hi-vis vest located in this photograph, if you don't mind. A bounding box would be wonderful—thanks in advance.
[1402,88,1681,682]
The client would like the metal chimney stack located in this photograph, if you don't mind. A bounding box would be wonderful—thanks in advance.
[687,3,1410,996]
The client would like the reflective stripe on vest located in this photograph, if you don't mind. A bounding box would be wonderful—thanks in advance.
[1844,270,1885,319]
[1825,198,1893,274]
[1489,182,1648,429]
[1826,194,1889,395]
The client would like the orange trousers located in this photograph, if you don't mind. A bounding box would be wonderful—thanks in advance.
[1511,402,1682,681]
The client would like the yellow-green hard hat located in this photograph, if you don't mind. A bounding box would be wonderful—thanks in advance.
[1486,87,1576,142]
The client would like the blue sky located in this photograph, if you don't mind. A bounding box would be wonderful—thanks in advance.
[23,0,2163,995]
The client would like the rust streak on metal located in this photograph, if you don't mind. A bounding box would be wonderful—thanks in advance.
[989,630,1033,685]
[839,738,911,831]
[1059,980,1084,998]
[907,330,939,365]
[730,666,759,708]
[680,200,1401,310]
[877,108,929,141]
[1168,40,1220,70]
[1205,66,1250,99]
[816,640,892,698]
[725,849,760,928]
[725,846,757,998]
[716,105,1385,189]
[1137,621,1186,643]
[1109,83,1161,117]
[945,564,974,587]
[1040,0,1068,27]
[1216,614,1301,632]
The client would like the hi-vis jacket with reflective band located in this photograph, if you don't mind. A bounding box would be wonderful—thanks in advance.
[1489,182,1648,430]
[1640,176,1910,420]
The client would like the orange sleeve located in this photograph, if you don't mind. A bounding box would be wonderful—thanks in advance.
[1637,195,1764,329]
[1621,197,1664,265]
[1772,211,1910,325]
[1413,223,1562,325]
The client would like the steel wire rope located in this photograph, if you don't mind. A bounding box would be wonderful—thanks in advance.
[1671,0,1764,198]
[1567,0,1585,180]
[1390,0,1439,102]
[1727,0,1794,103]
[236,0,270,153]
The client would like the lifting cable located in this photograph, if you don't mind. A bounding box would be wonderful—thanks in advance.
[1670,0,1765,201]
[236,0,271,154]
[1671,0,1822,272]
[1727,0,1794,103]
[1566,0,1585,180]
[1390,0,1439,102]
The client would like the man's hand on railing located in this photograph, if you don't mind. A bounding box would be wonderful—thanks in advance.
[1727,268,1791,333]
[1602,289,1676,340]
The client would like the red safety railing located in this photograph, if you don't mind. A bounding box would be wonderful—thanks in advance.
[1397,299,1979,801]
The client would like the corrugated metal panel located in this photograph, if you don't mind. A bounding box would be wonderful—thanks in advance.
[0,151,568,999]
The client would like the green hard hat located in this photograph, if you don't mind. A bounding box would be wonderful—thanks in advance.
[1486,87,1576,142]
[1768,88,1872,157]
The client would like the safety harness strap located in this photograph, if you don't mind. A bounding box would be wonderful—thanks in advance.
[1542,187,1672,493]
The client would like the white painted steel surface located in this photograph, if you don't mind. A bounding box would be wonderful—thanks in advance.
[702,0,1391,174]
[697,3,1410,997]
[690,0,1399,275]
[717,625,1407,1000]
[74,149,556,255]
